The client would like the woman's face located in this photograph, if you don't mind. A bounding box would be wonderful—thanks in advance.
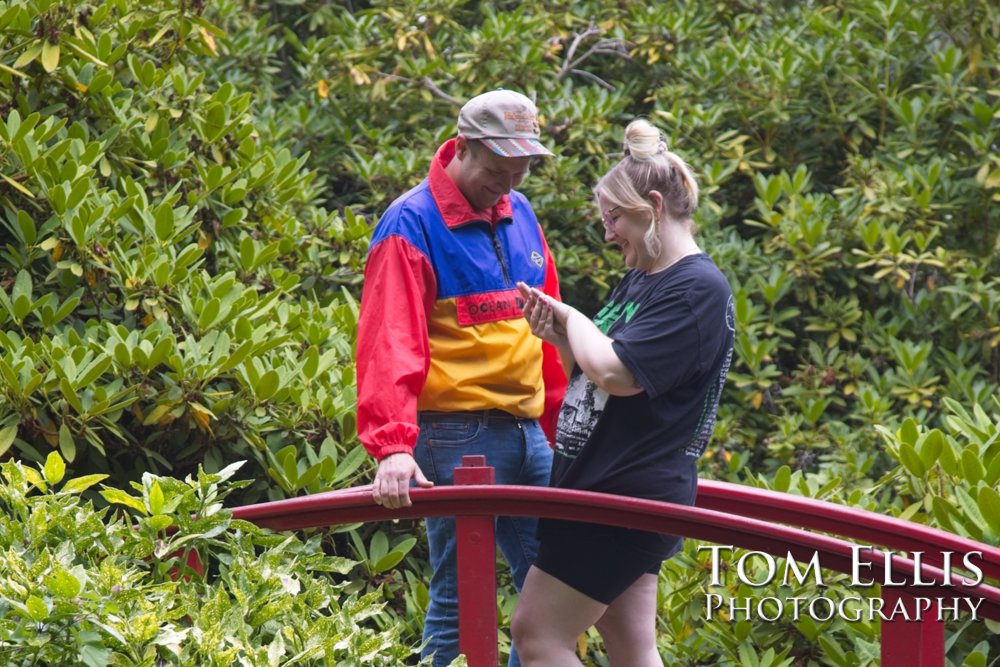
[597,194,657,272]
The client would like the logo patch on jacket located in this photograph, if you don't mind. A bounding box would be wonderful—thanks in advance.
[530,250,544,267]
[456,289,525,326]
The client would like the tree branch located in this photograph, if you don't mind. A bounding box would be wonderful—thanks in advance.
[556,22,631,86]
[568,68,614,91]
[372,72,463,107]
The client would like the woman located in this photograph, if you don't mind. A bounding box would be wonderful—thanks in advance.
[511,119,735,666]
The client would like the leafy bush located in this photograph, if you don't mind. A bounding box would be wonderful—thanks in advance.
[0,454,424,665]
[0,0,368,502]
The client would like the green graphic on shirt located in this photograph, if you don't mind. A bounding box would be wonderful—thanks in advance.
[593,299,640,333]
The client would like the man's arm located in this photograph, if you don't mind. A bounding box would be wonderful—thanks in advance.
[356,234,437,507]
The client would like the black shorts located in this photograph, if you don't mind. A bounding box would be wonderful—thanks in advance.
[534,520,681,605]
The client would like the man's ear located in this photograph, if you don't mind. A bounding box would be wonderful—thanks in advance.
[455,135,469,161]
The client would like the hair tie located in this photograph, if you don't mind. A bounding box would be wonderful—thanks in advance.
[657,140,667,154]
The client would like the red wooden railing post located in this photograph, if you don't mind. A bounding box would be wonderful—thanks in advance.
[881,588,944,666]
[454,455,498,667]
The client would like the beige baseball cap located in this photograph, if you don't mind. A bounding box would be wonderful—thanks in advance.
[457,90,555,158]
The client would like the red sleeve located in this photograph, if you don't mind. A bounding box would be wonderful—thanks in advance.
[356,235,437,461]
[537,229,567,445]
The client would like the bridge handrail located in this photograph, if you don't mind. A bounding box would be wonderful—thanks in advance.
[696,479,1000,582]
[231,482,1000,622]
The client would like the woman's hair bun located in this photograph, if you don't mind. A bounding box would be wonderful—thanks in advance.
[622,119,667,160]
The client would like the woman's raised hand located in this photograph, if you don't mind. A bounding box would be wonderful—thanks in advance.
[517,282,569,344]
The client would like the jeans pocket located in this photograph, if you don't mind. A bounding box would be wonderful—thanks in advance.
[424,420,483,447]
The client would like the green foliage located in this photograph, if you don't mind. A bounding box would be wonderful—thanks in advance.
[0,0,367,500]
[0,454,424,665]
[3,0,1000,663]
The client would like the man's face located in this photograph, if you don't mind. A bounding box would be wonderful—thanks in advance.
[452,138,533,211]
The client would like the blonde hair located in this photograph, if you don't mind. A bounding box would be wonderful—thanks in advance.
[593,119,699,258]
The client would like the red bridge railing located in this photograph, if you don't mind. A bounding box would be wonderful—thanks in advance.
[231,456,1000,666]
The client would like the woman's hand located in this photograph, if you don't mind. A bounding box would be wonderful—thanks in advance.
[517,282,570,344]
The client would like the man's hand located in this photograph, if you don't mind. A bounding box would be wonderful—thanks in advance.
[372,452,433,509]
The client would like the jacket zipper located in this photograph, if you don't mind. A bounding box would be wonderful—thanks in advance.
[490,228,511,286]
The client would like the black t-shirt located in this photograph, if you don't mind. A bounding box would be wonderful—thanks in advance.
[546,253,735,555]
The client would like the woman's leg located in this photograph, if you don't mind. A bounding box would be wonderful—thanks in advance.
[511,566,607,667]
[594,573,663,666]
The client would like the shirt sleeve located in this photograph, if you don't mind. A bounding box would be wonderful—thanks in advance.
[537,228,568,444]
[611,289,702,399]
[356,234,437,460]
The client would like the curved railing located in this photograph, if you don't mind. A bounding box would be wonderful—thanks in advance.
[231,457,1000,666]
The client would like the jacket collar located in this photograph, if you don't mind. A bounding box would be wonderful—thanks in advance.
[428,138,513,229]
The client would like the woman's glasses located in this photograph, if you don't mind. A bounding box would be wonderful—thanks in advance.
[601,206,621,231]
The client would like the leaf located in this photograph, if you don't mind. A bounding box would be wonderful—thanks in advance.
[198,297,220,331]
[148,481,164,515]
[45,567,82,598]
[26,595,47,621]
[978,486,1000,534]
[190,402,214,432]
[302,346,319,379]
[0,424,17,457]
[40,41,60,72]
[77,355,112,388]
[897,442,925,476]
[738,643,760,667]
[113,342,131,367]
[12,269,31,303]
[255,369,280,401]
[331,445,367,484]
[44,451,66,485]
[961,446,985,485]
[59,423,77,463]
[239,235,256,271]
[61,474,109,494]
[101,488,147,514]
[917,429,944,469]
[0,5,22,32]
[372,550,406,574]
[199,27,217,55]
[1,173,34,198]
[772,465,791,492]
[144,403,174,426]
[12,42,42,69]
[370,531,388,562]
[898,418,919,446]
[154,202,173,240]
[80,644,112,667]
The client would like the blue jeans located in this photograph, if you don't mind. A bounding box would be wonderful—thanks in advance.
[413,410,553,667]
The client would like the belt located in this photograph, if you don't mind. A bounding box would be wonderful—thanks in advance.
[418,409,526,422]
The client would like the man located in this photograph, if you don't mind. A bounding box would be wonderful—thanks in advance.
[355,89,567,667]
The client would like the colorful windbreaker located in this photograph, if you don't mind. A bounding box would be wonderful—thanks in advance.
[356,139,567,461]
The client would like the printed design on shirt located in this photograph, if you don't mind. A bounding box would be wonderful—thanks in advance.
[685,293,736,457]
[456,289,524,326]
[554,371,608,459]
[593,299,640,334]
[530,250,544,267]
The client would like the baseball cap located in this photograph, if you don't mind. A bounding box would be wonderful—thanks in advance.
[457,90,555,158]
